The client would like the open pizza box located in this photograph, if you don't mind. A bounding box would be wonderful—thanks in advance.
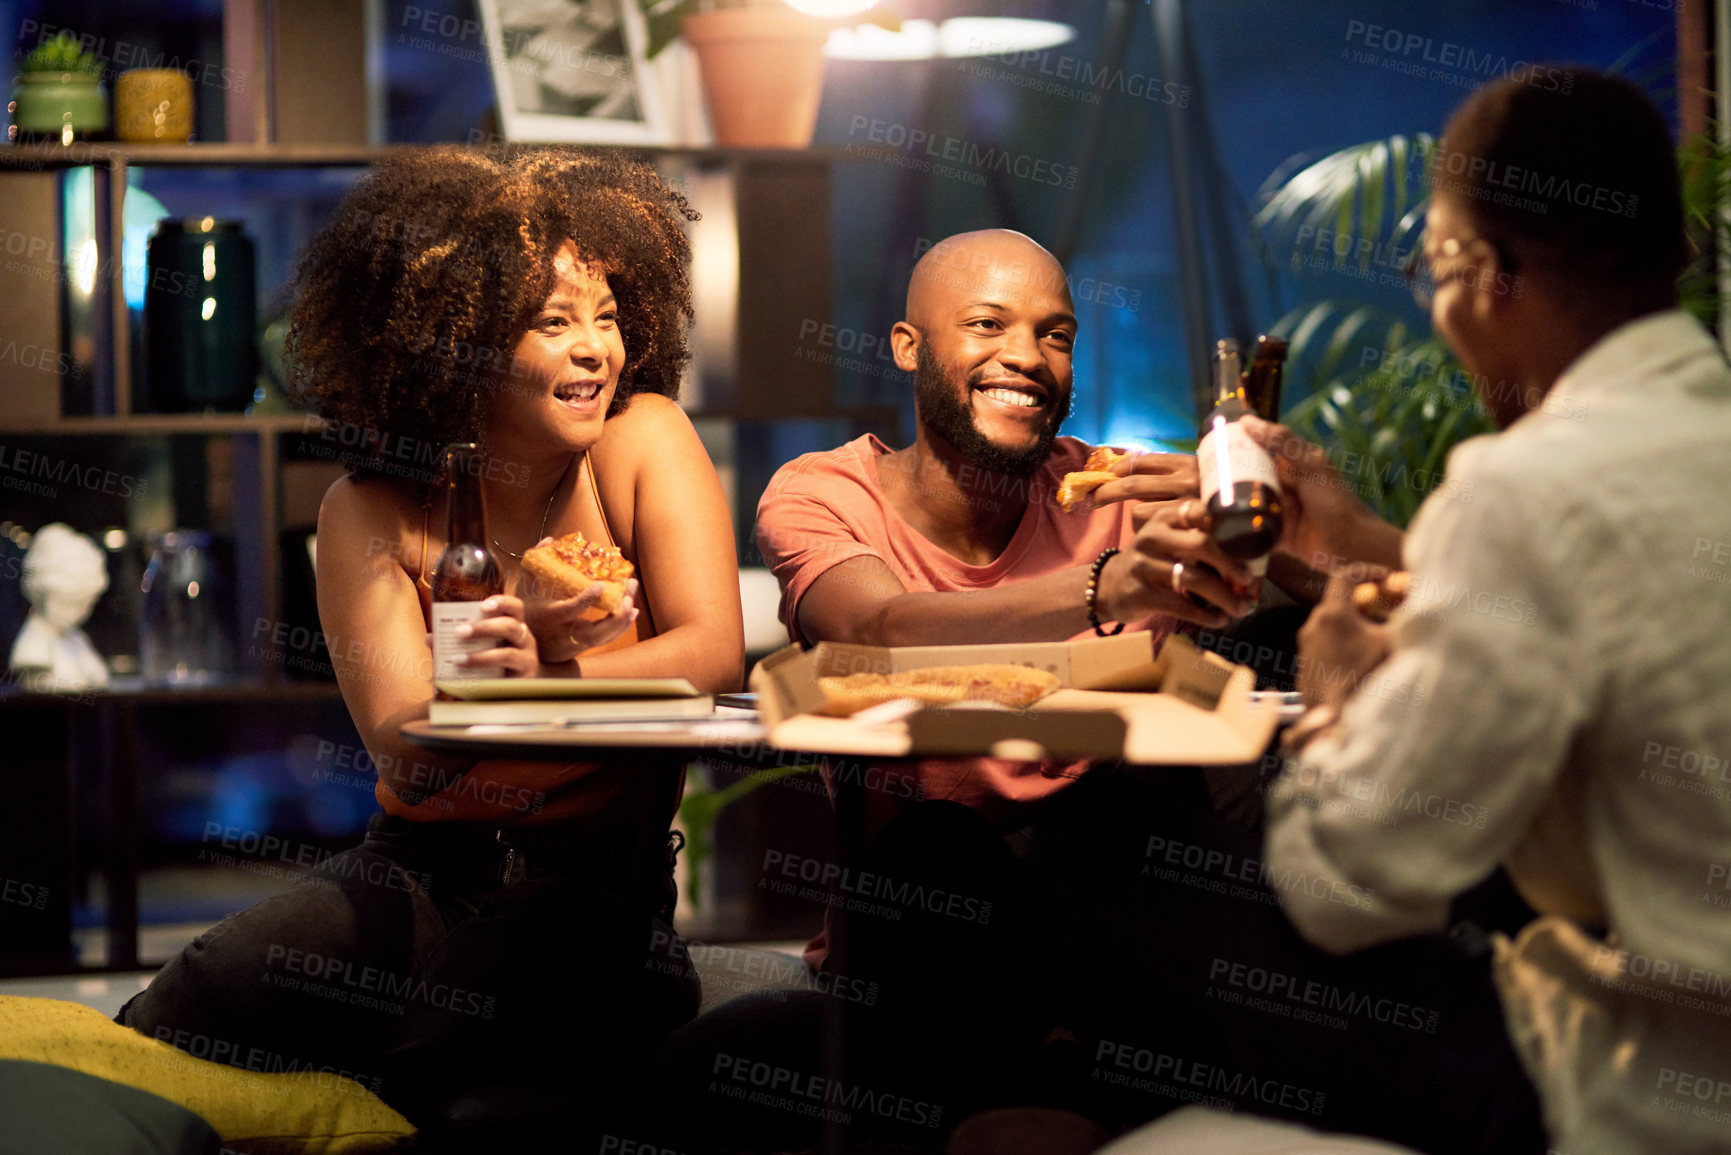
[748,632,1281,764]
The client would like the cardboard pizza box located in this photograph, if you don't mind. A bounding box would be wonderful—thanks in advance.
[748,632,1281,765]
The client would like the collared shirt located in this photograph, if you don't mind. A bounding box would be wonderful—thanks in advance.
[1265,310,1731,1155]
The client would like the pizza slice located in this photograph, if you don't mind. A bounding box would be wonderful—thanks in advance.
[817,664,1061,716]
[1057,446,1130,513]
[521,531,635,618]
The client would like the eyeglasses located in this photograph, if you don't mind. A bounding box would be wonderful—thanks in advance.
[1403,235,1501,309]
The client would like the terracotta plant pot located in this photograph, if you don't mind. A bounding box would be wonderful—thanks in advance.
[682,9,829,148]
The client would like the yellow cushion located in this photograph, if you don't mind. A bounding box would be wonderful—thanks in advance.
[0,996,415,1154]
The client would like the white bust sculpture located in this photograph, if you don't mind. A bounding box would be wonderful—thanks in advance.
[10,523,110,692]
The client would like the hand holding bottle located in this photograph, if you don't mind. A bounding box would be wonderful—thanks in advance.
[444,595,541,677]
[1236,416,1404,575]
[431,443,511,681]
[1096,501,1259,628]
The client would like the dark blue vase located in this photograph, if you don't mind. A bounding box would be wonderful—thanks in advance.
[144,219,258,412]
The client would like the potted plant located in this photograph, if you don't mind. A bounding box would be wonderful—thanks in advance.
[674,758,816,922]
[639,0,883,147]
[10,30,108,146]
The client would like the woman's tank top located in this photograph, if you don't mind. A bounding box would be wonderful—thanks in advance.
[378,451,679,828]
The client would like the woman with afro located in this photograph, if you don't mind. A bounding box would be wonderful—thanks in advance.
[122,147,744,1145]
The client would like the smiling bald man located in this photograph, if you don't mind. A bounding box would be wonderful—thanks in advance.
[754,229,1273,893]
[738,229,1271,1141]
[748,227,1280,1059]
[758,229,1254,656]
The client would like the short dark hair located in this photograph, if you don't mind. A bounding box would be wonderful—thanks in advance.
[1431,70,1684,289]
[287,147,698,479]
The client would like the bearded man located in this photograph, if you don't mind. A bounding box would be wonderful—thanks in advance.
[724,230,1265,1140]
[758,228,1249,660]
[754,228,1259,968]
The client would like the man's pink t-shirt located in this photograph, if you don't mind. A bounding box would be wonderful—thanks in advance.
[754,433,1172,968]
[757,433,1150,646]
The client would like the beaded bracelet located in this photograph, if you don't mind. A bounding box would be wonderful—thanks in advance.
[1085,547,1125,637]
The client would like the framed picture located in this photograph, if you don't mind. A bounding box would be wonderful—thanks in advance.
[478,0,667,144]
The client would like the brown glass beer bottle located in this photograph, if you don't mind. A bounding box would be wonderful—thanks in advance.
[430,443,505,682]
[1244,333,1288,422]
[1198,339,1285,563]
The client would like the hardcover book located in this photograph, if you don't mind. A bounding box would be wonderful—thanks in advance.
[429,677,712,726]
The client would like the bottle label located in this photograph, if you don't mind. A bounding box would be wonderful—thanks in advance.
[1197,421,1281,504]
[430,600,504,682]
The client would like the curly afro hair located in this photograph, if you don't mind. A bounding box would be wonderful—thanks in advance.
[287,146,697,478]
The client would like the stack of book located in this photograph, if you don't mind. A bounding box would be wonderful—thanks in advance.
[429,677,714,726]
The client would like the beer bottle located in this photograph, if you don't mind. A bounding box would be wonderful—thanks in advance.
[1243,334,1288,422]
[1198,339,1285,562]
[430,443,506,682]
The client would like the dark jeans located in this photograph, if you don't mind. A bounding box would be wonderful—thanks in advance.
[644,767,1544,1155]
[120,812,699,1144]
[1023,766,1547,1155]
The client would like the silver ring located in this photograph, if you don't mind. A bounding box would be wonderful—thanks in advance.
[1171,560,1186,595]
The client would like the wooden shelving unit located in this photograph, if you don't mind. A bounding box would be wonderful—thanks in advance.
[0,140,858,169]
[0,142,393,169]
[0,139,860,683]
[0,412,326,434]
[0,144,390,682]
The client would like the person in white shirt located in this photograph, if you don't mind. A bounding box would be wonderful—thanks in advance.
[1253,70,1731,1155]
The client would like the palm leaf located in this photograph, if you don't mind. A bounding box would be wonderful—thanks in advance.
[1254,134,1436,273]
[1419,390,1482,480]
[1678,130,1729,329]
[1313,305,1390,385]
[1357,141,1385,272]
[1279,304,1494,527]
[1388,135,1412,234]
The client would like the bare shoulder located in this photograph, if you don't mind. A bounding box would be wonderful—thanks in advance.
[592,392,704,472]
[590,393,725,556]
[317,473,425,576]
[600,391,694,439]
[318,472,418,530]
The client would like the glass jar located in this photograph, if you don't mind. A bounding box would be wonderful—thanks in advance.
[139,531,233,686]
